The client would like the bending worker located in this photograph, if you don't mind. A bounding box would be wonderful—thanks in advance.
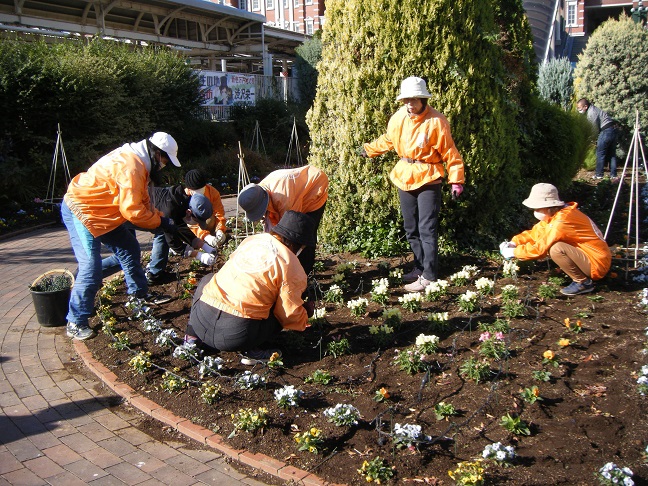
[576,98,619,181]
[361,76,465,292]
[146,169,227,284]
[500,183,612,296]
[184,211,316,365]
[62,132,180,340]
[238,165,328,275]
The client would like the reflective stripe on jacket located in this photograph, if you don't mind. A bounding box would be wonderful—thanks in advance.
[186,184,228,239]
[364,105,465,191]
[199,233,308,330]
[261,166,329,227]
[64,148,162,237]
[511,202,612,280]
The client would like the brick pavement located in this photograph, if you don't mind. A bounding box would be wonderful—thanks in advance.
[0,197,284,486]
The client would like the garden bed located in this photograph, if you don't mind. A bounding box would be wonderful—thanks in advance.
[84,247,648,485]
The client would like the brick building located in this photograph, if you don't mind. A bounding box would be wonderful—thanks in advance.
[209,0,325,35]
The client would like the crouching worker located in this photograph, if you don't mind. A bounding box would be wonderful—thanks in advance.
[500,183,611,296]
[184,211,316,365]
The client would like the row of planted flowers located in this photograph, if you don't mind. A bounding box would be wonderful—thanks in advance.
[93,253,648,485]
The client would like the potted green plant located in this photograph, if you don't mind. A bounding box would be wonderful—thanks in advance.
[29,269,74,327]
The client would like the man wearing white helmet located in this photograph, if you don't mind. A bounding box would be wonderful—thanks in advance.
[361,76,465,292]
[61,132,181,340]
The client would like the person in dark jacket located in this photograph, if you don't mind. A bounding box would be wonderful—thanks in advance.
[146,186,217,284]
[576,98,619,181]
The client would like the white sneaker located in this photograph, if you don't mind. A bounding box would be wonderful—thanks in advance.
[402,268,423,283]
[404,276,433,292]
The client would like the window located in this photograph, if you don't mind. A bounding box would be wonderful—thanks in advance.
[252,0,260,10]
[283,0,288,8]
[566,1,577,27]
[239,0,247,9]
[267,0,274,9]
[306,19,313,35]
[294,0,298,7]
[293,22,300,32]
[305,0,312,5]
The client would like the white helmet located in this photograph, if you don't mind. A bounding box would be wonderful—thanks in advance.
[396,76,432,101]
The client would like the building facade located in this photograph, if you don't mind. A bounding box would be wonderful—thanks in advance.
[208,0,325,35]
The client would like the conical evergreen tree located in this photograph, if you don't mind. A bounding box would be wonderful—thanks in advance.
[307,0,535,250]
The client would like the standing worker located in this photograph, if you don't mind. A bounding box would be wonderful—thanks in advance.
[361,76,465,292]
[500,183,612,295]
[184,211,317,365]
[62,132,180,340]
[238,165,328,276]
[576,98,619,181]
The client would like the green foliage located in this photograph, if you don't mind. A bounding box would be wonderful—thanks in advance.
[574,15,648,136]
[307,0,537,251]
[500,413,530,435]
[538,57,574,110]
[294,31,322,108]
[517,96,591,189]
[326,337,351,358]
[459,357,491,383]
[30,273,72,292]
[0,36,201,203]
[345,219,409,258]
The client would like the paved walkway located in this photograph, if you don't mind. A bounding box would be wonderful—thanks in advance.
[0,197,276,486]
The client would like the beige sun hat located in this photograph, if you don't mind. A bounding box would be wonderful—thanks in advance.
[522,183,565,209]
[396,77,432,101]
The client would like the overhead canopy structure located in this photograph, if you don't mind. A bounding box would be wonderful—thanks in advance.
[0,0,306,73]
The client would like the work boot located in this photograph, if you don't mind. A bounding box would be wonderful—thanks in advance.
[402,268,423,284]
[143,291,173,305]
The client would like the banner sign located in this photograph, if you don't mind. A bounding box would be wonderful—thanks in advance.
[197,71,256,106]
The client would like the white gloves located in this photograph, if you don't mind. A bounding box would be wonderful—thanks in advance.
[499,240,516,251]
[205,231,226,248]
[201,242,216,254]
[500,247,516,260]
[183,245,194,258]
[197,252,216,266]
[204,234,218,247]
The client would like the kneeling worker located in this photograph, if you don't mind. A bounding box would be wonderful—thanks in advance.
[184,211,316,365]
[500,183,611,295]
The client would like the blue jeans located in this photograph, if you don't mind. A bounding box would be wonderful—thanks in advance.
[398,183,442,281]
[147,230,169,276]
[62,202,148,325]
[596,127,618,177]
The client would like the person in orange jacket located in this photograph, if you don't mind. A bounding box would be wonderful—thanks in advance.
[500,183,612,296]
[237,165,328,275]
[361,76,465,292]
[62,132,180,340]
[184,211,317,365]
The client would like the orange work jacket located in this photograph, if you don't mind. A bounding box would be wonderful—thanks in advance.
[199,233,308,330]
[512,203,612,280]
[64,148,162,237]
[364,105,465,191]
[260,166,329,227]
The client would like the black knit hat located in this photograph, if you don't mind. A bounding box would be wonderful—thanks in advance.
[184,169,207,190]
[271,211,317,247]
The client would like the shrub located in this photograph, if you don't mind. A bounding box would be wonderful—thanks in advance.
[574,15,648,135]
[307,0,536,252]
[538,57,573,110]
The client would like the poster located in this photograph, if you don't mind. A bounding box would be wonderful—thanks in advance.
[197,71,256,106]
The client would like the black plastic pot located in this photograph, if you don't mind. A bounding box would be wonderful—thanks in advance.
[29,270,74,327]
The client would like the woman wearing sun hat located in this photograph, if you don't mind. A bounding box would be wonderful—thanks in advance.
[360,76,465,292]
[500,183,612,295]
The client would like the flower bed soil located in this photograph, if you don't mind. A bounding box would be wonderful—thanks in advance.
[84,249,648,486]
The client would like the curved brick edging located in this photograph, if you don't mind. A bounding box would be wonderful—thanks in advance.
[73,340,344,486]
